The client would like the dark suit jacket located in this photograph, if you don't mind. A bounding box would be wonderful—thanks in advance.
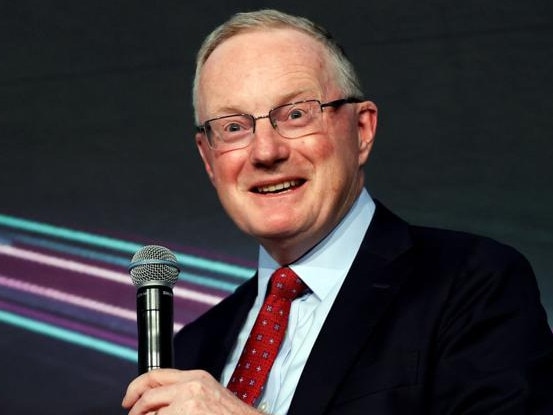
[174,201,553,414]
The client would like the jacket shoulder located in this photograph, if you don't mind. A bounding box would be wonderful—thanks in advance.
[408,225,532,275]
[173,277,256,373]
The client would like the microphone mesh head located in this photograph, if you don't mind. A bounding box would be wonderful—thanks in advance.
[128,245,180,288]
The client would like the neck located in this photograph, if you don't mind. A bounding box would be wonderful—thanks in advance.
[262,237,319,266]
[261,188,365,265]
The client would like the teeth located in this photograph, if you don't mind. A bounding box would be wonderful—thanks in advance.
[257,180,299,194]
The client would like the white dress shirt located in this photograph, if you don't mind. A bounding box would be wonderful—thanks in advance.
[220,189,375,414]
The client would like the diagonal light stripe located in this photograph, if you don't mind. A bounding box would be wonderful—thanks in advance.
[0,309,137,362]
[0,274,185,332]
[0,213,253,279]
[9,233,240,292]
[0,244,223,306]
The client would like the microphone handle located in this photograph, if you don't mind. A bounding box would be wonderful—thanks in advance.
[136,285,174,374]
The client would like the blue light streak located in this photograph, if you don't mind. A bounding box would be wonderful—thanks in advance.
[0,310,137,362]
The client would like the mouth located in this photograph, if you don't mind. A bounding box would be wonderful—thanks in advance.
[253,179,305,194]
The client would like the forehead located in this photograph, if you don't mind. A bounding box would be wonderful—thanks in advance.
[198,28,336,114]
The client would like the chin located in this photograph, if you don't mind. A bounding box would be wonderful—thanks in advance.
[246,222,302,241]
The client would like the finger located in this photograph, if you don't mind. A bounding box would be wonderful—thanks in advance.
[126,382,176,415]
[122,369,183,408]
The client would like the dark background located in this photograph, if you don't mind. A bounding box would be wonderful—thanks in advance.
[1,1,552,413]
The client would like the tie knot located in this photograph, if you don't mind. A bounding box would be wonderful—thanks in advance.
[268,267,306,301]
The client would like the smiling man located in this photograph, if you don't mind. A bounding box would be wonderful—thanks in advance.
[194,27,375,266]
[123,9,553,415]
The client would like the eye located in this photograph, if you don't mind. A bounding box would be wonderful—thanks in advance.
[225,122,245,132]
[211,115,253,143]
[288,108,306,120]
[280,103,313,126]
[219,116,251,135]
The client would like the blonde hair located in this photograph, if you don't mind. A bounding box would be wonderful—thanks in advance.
[192,9,363,122]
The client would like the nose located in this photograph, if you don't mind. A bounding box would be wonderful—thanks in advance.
[249,117,290,167]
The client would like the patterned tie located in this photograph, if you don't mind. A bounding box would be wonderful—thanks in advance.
[227,267,307,406]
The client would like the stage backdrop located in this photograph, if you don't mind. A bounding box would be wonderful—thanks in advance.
[1,1,552,413]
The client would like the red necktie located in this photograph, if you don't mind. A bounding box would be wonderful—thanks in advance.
[227,267,307,406]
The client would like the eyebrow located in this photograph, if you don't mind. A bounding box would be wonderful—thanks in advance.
[276,89,320,106]
[207,105,247,118]
[206,89,321,119]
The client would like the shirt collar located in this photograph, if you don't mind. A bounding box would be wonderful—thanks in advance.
[257,188,375,302]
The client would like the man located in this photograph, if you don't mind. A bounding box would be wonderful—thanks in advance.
[123,9,553,414]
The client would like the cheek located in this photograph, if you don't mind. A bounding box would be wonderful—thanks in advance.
[300,133,336,161]
[307,132,357,174]
[209,151,247,190]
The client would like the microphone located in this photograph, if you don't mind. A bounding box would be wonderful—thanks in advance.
[128,245,180,374]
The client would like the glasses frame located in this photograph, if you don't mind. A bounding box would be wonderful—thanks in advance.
[196,97,363,150]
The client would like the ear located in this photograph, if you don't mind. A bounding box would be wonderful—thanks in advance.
[195,132,216,185]
[356,100,378,165]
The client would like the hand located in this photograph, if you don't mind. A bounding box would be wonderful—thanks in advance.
[122,368,263,415]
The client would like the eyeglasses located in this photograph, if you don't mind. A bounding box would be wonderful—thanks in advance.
[196,97,362,151]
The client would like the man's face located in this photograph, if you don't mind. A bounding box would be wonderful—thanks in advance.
[195,28,377,263]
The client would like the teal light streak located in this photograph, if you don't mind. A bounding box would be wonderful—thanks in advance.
[0,213,253,279]
[0,310,137,362]
[11,234,240,292]
[12,233,133,267]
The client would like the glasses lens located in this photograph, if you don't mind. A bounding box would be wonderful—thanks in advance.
[208,115,254,149]
[272,100,321,139]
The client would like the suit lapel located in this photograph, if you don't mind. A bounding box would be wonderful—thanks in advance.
[289,201,413,414]
[198,276,258,378]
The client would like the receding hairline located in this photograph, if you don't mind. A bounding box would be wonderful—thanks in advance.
[195,28,333,115]
[195,10,335,67]
[192,9,363,122]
